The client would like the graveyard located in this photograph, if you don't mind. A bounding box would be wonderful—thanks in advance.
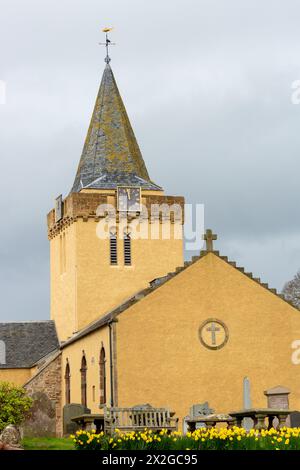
[0,380,300,450]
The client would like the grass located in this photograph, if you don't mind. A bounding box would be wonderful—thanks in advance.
[22,437,74,450]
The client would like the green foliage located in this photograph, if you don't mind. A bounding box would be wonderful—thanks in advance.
[0,381,33,432]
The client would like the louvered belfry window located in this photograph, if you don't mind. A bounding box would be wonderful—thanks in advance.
[110,229,117,265]
[124,231,132,266]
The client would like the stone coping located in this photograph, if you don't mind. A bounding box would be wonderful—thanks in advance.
[229,408,293,416]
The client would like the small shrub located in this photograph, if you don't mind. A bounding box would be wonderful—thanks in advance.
[0,381,33,432]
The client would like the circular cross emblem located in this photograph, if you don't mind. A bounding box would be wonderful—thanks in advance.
[199,318,229,350]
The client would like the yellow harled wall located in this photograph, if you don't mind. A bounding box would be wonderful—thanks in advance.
[50,223,77,341]
[50,201,184,341]
[61,326,111,413]
[115,253,300,427]
[0,368,35,386]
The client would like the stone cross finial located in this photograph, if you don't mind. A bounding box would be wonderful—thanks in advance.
[203,229,217,252]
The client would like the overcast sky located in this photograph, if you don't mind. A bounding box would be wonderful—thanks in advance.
[0,0,300,321]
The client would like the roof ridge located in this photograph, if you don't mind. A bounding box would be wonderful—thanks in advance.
[210,251,298,309]
[0,320,54,324]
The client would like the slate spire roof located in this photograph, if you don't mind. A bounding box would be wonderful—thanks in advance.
[71,63,161,192]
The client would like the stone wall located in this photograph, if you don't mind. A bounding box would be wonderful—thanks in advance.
[24,352,62,437]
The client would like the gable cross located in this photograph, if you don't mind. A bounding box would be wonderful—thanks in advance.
[203,229,217,252]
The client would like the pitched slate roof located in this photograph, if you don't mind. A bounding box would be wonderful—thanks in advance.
[61,249,299,348]
[71,63,161,193]
[0,321,59,368]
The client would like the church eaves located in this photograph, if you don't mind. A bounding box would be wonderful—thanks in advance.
[71,64,162,193]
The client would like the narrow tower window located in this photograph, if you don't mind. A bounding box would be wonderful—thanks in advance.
[110,229,118,265]
[80,354,87,407]
[59,235,63,274]
[124,231,132,266]
[99,347,106,405]
[65,361,71,405]
[60,232,67,274]
[63,232,66,272]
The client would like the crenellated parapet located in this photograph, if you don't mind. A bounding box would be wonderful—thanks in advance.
[47,192,185,239]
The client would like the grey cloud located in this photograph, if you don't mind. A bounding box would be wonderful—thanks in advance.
[0,0,300,320]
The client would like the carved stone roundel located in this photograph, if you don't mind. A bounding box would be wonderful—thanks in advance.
[199,318,229,350]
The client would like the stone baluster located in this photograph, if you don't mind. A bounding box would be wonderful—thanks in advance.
[277,414,287,429]
[254,413,267,430]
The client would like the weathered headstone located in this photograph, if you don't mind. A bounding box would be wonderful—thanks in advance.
[243,377,252,408]
[0,425,22,448]
[264,386,290,409]
[290,411,300,428]
[22,391,56,437]
[243,377,253,430]
[132,404,153,410]
[63,403,91,436]
[264,386,290,428]
[189,402,215,430]
[190,402,215,417]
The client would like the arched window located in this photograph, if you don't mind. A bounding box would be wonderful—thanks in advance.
[110,229,118,265]
[0,340,6,365]
[65,361,71,404]
[99,347,106,405]
[124,231,132,266]
[80,354,87,407]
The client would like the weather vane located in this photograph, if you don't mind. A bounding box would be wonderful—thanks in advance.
[100,27,115,64]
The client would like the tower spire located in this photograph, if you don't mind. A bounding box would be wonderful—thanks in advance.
[70,35,162,193]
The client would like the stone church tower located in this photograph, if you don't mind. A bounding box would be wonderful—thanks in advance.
[47,62,185,341]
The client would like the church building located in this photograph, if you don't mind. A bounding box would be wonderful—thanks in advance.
[1,46,300,436]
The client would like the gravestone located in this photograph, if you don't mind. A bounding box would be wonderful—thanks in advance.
[0,425,22,448]
[264,386,290,428]
[22,391,56,437]
[290,411,300,428]
[190,402,214,417]
[264,386,290,409]
[132,404,153,410]
[243,377,253,430]
[183,403,214,433]
[187,402,215,430]
[63,403,91,436]
[243,377,252,408]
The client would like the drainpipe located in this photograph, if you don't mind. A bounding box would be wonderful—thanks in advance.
[108,320,114,407]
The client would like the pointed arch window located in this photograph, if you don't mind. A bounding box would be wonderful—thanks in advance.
[124,231,132,266]
[99,347,106,405]
[110,228,118,265]
[80,354,87,407]
[65,361,71,405]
